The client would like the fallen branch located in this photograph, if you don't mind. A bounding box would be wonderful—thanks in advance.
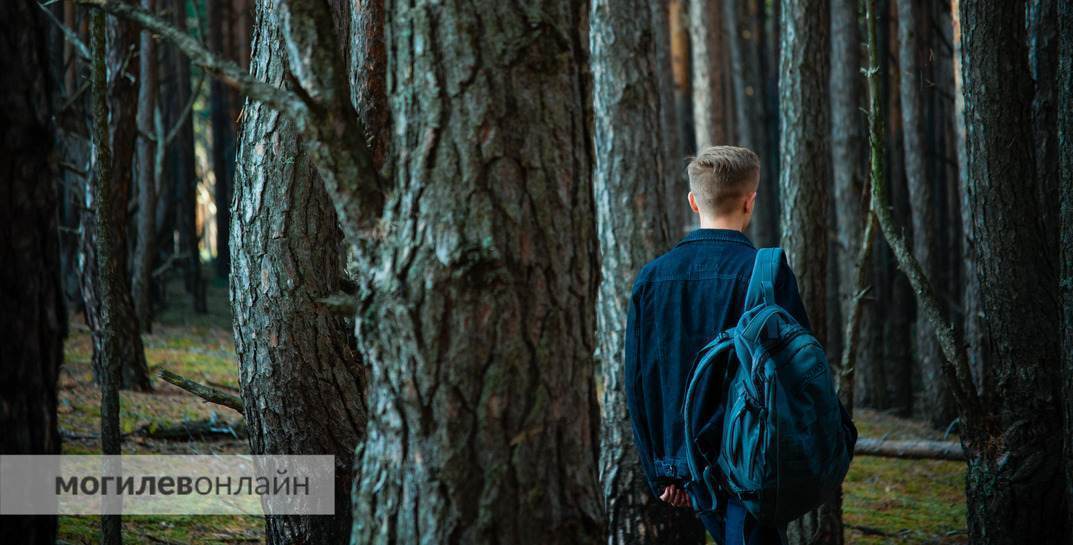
[854,438,965,461]
[159,370,244,415]
[137,418,247,441]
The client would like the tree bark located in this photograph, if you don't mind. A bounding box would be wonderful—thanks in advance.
[689,0,729,147]
[1059,0,1073,538]
[132,0,158,331]
[349,2,603,543]
[231,2,368,544]
[958,1,1066,542]
[591,0,706,542]
[79,8,152,392]
[652,0,690,242]
[0,3,63,543]
[778,1,840,543]
[896,0,952,428]
[1028,0,1059,273]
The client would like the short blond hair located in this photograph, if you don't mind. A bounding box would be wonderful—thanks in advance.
[687,146,761,215]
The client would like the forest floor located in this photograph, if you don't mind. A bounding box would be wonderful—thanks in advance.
[56,279,967,545]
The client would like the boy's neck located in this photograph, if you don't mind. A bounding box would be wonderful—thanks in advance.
[699,215,748,232]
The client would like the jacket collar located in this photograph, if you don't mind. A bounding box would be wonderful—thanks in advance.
[674,228,755,249]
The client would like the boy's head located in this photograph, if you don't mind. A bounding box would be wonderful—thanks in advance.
[686,146,761,229]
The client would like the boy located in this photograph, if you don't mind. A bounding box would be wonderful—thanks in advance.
[624,146,811,545]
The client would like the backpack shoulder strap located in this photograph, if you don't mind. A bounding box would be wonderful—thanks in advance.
[744,247,783,310]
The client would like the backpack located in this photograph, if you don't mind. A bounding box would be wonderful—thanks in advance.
[681,248,858,527]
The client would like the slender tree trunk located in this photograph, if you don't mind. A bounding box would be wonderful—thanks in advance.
[350,2,602,543]
[652,0,690,242]
[209,0,235,279]
[896,0,952,427]
[79,10,152,392]
[778,1,841,543]
[133,0,158,331]
[231,2,369,544]
[958,1,1067,542]
[168,0,206,312]
[829,0,871,414]
[90,12,124,545]
[591,0,706,542]
[690,0,729,147]
[669,0,697,233]
[1058,0,1073,538]
[0,3,63,543]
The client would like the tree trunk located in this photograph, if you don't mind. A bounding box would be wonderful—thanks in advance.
[349,2,603,543]
[829,0,872,414]
[652,0,690,242]
[209,0,236,279]
[689,0,729,147]
[168,0,206,312]
[959,1,1067,542]
[591,0,706,542]
[133,0,158,331]
[896,0,952,427]
[231,2,368,544]
[1028,0,1059,272]
[778,1,840,543]
[0,3,63,543]
[79,10,152,392]
[1058,0,1073,538]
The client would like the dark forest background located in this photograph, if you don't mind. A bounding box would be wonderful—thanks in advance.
[2,0,1071,544]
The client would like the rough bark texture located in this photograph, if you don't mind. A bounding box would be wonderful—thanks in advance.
[689,0,729,147]
[896,0,952,428]
[79,9,152,392]
[349,2,603,543]
[1059,0,1073,538]
[591,0,706,542]
[778,1,839,543]
[133,0,157,331]
[231,2,368,544]
[959,0,1067,542]
[829,0,871,412]
[1028,0,1059,273]
[0,3,63,543]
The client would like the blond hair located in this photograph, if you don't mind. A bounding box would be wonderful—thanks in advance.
[687,146,761,215]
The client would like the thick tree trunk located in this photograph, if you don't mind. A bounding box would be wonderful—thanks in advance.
[0,3,63,543]
[829,0,870,406]
[896,0,952,428]
[209,0,236,279]
[79,11,152,392]
[168,0,206,312]
[959,1,1067,542]
[689,0,729,147]
[1059,0,1073,538]
[132,0,158,331]
[231,3,368,544]
[1028,0,1059,270]
[778,1,841,543]
[591,0,706,542]
[350,2,603,543]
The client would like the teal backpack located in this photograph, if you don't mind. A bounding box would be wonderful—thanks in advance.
[682,248,857,528]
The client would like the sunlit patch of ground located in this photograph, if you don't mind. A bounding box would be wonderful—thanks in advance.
[58,278,966,544]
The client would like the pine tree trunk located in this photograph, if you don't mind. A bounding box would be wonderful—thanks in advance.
[0,3,63,543]
[652,0,690,241]
[778,1,841,543]
[79,12,152,393]
[896,0,952,427]
[132,0,158,332]
[231,2,368,544]
[350,2,602,543]
[1059,0,1073,539]
[209,0,236,279]
[591,0,706,542]
[958,1,1067,542]
[689,0,729,147]
[829,0,868,388]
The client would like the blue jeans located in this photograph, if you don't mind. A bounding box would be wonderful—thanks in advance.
[697,498,785,545]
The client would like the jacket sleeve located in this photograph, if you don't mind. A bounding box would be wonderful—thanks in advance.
[775,252,813,331]
[623,280,663,498]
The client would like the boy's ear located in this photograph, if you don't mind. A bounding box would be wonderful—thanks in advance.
[744,191,757,214]
[688,192,700,213]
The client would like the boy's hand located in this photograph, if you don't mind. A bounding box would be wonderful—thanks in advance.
[659,484,690,508]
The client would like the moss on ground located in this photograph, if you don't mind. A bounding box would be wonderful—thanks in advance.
[58,279,967,544]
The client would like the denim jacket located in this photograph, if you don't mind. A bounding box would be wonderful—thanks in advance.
[624,229,811,497]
